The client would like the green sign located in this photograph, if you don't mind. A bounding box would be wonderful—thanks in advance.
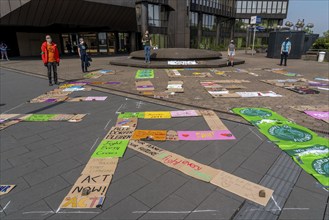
[136,69,154,79]
[232,107,288,125]
[92,140,129,158]
[24,114,57,122]
[233,107,329,188]
[118,112,144,119]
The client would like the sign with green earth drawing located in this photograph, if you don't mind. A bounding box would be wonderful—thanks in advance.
[118,112,145,119]
[136,69,154,79]
[24,114,57,122]
[282,137,329,156]
[257,121,318,145]
[232,107,288,125]
[293,155,329,187]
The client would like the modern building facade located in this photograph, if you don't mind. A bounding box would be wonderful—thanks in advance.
[0,0,289,56]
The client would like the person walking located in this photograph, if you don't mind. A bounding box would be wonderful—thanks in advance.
[142,31,152,64]
[78,38,89,72]
[0,42,9,61]
[227,40,236,67]
[41,35,60,86]
[280,37,291,66]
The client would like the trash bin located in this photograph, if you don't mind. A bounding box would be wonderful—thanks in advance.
[318,51,326,62]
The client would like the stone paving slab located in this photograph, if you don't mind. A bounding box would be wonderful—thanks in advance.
[0,69,328,220]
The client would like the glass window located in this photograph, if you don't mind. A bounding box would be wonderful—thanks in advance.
[251,1,257,13]
[242,1,247,13]
[262,1,267,13]
[202,14,215,31]
[282,1,287,13]
[148,4,167,27]
[190,12,198,27]
[272,1,277,13]
[247,1,252,13]
[267,1,272,13]
[257,1,262,13]
[236,1,242,13]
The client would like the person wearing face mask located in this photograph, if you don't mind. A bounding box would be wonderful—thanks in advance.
[142,30,152,64]
[41,35,60,86]
[280,37,291,66]
[78,38,89,72]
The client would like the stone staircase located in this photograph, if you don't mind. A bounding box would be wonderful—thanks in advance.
[302,51,318,61]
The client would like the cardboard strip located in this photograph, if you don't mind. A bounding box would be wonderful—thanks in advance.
[177,130,235,141]
[128,140,165,160]
[82,158,119,175]
[68,114,87,122]
[210,171,273,206]
[166,130,179,141]
[170,110,200,117]
[167,81,184,93]
[91,140,129,158]
[60,196,105,209]
[200,110,228,130]
[0,185,16,195]
[0,120,21,131]
[135,81,154,91]
[144,111,171,119]
[115,118,138,129]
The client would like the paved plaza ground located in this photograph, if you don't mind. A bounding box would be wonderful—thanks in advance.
[0,52,328,220]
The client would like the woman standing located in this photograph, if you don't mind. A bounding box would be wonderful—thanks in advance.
[0,42,9,61]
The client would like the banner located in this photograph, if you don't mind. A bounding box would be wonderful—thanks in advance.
[136,69,154,79]
[92,140,129,158]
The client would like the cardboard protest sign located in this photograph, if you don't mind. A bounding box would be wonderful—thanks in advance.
[105,127,134,140]
[141,91,154,96]
[131,130,167,141]
[82,158,119,175]
[191,72,213,77]
[154,92,170,99]
[0,185,16,195]
[118,112,144,119]
[115,117,138,129]
[24,114,57,122]
[200,110,228,130]
[236,91,282,97]
[66,174,112,197]
[84,72,103,79]
[213,80,250,83]
[166,69,182,78]
[290,105,329,112]
[0,114,21,120]
[167,81,184,93]
[166,130,179,141]
[68,114,87,122]
[60,196,105,208]
[128,140,165,159]
[135,81,154,91]
[170,110,199,117]
[0,120,21,130]
[281,137,329,156]
[85,96,108,101]
[287,87,320,94]
[136,69,154,79]
[66,97,88,102]
[177,130,235,141]
[144,111,171,119]
[92,140,129,158]
[49,114,75,121]
[210,170,273,206]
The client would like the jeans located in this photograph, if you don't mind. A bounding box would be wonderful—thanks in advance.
[280,52,288,66]
[47,62,57,83]
[144,46,151,63]
[81,53,89,72]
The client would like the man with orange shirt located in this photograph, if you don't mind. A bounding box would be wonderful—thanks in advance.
[41,35,60,86]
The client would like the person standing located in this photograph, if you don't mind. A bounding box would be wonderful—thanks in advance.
[41,35,60,86]
[0,42,9,61]
[280,37,291,66]
[142,31,152,64]
[78,38,89,72]
[227,40,236,67]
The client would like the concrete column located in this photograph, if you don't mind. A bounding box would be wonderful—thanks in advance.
[130,32,136,52]
[197,12,202,46]
[216,16,221,45]
[230,19,235,40]
[140,2,148,35]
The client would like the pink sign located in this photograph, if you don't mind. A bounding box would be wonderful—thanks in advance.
[177,130,235,141]
[85,96,108,101]
[170,110,199,117]
[304,111,329,120]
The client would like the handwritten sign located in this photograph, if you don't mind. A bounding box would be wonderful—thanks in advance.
[118,112,144,119]
[105,127,134,140]
[136,69,154,79]
[304,111,329,120]
[115,118,138,129]
[0,120,20,131]
[92,140,129,158]
[210,170,273,206]
[131,130,167,141]
[85,96,108,101]
[177,130,235,141]
[144,112,171,119]
[66,97,87,102]
[0,185,16,195]
[170,110,199,117]
[128,140,165,160]
[68,114,87,123]
[82,158,118,175]
[135,81,154,91]
[24,114,57,122]
[49,114,75,121]
[166,130,179,141]
[0,114,21,120]
[200,110,228,130]
[60,196,105,208]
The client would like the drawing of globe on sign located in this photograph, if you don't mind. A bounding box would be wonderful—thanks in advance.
[268,125,312,142]
[313,157,329,177]
[240,108,272,117]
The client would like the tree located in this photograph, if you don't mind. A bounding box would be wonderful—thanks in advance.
[312,30,329,49]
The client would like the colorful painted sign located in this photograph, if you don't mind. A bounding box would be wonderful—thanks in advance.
[131,130,167,141]
[60,196,105,208]
[232,107,288,124]
[170,110,199,117]
[177,130,235,141]
[136,69,154,79]
[105,127,134,140]
[118,112,144,119]
[85,96,107,101]
[115,118,138,128]
[24,114,57,122]
[144,111,171,119]
[0,185,16,195]
[304,111,329,120]
[92,140,129,158]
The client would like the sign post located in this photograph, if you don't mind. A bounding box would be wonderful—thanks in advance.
[250,16,261,56]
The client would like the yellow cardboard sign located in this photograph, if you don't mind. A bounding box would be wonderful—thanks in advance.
[144,112,171,119]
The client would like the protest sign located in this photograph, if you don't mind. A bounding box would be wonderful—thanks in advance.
[92,140,129,158]
[131,130,167,141]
